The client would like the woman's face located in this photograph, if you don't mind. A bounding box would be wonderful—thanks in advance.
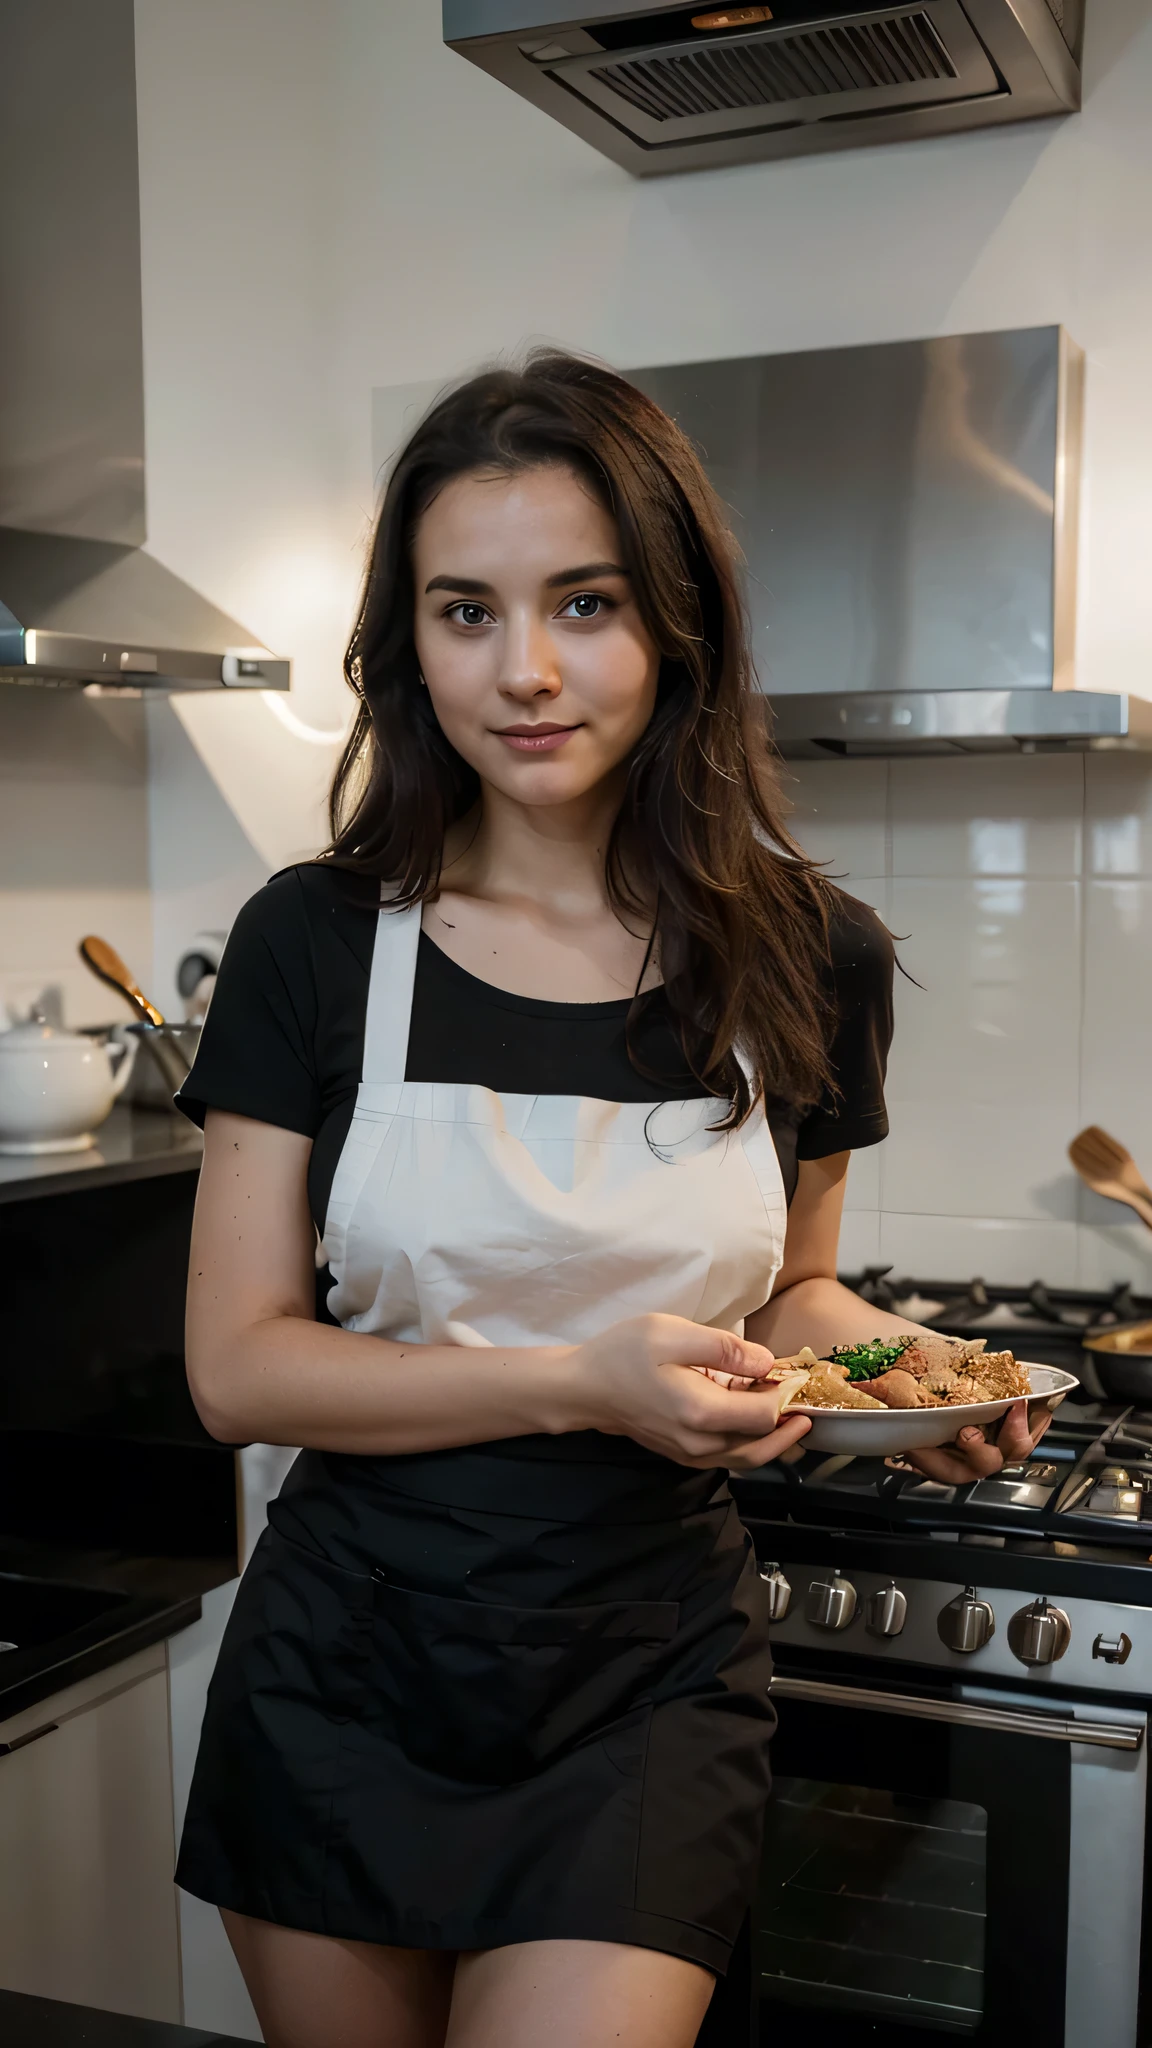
[411,464,660,808]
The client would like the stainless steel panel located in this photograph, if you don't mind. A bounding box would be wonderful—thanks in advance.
[0,6,290,692]
[767,687,1152,755]
[0,1,145,544]
[631,328,1079,702]
[956,1684,1147,2048]
[0,534,289,691]
[765,1563,1152,1695]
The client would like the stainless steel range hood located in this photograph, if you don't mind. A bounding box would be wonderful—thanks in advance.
[0,1,287,692]
[444,0,1084,179]
[631,327,1152,756]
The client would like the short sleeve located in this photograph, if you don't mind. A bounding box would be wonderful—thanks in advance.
[176,871,322,1137]
[796,893,894,1161]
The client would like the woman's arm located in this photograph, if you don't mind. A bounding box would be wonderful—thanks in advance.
[186,1110,812,1468]
[747,1153,1051,1481]
[747,1153,930,1359]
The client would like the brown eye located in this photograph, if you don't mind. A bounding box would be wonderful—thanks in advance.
[449,602,490,627]
[561,593,605,619]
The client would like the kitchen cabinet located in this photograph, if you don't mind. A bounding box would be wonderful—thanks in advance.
[0,1642,181,2024]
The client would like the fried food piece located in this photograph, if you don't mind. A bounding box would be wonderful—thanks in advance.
[865,1368,944,1409]
[899,1333,986,1380]
[958,1350,1029,1402]
[796,1362,885,1411]
[922,1363,963,1399]
[773,1369,819,1412]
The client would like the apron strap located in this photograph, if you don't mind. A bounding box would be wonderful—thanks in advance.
[362,900,422,1086]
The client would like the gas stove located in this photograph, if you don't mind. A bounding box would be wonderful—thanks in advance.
[730,1273,1152,2048]
[851,1266,1151,1375]
[734,1397,1152,1554]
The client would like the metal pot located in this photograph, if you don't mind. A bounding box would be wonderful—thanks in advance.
[1082,1320,1152,1403]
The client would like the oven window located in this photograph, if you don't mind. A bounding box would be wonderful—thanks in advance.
[758,1778,988,2033]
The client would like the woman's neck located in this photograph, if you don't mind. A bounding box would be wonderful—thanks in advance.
[428,773,657,1002]
[442,775,627,920]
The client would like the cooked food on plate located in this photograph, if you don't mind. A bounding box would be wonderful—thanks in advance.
[769,1335,1031,1411]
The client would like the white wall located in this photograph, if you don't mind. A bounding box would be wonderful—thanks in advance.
[0,690,152,1028]
[132,0,1152,1284]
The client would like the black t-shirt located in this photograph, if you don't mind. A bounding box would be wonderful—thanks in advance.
[177,864,893,1228]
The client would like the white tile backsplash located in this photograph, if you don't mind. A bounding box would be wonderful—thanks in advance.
[1081,879,1152,1185]
[786,751,1152,1295]
[889,755,1084,877]
[1086,754,1152,877]
[876,1212,1081,1289]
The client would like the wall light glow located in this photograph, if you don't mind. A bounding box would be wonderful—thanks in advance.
[261,691,352,747]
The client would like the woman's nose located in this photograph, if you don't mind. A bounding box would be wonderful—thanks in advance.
[499,611,562,702]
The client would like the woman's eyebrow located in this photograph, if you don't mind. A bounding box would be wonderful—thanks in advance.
[545,561,628,588]
[424,574,494,596]
[425,563,629,596]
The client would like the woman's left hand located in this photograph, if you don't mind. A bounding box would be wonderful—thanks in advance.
[888,1399,1054,1486]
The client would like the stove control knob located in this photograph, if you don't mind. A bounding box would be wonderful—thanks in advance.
[938,1586,995,1655]
[1093,1632,1133,1666]
[864,1581,907,1639]
[1008,1598,1071,1667]
[758,1562,792,1622]
[805,1572,857,1631]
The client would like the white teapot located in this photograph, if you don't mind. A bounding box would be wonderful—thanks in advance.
[0,1016,137,1155]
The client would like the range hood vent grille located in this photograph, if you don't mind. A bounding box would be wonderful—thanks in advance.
[444,0,1083,176]
[589,12,955,124]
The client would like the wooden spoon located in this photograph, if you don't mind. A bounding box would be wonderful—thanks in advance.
[78,936,166,1029]
[1068,1125,1152,1232]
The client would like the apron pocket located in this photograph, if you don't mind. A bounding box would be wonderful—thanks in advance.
[368,1573,679,1785]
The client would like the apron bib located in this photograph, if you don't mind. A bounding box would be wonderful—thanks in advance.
[321,902,787,1349]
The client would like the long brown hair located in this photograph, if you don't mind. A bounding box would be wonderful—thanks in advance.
[327,348,832,1125]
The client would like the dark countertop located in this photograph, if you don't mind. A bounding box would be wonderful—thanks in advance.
[0,1537,233,1722]
[0,1107,201,1206]
[0,1990,250,2045]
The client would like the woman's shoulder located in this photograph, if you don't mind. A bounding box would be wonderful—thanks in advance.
[227,862,380,950]
[824,886,895,987]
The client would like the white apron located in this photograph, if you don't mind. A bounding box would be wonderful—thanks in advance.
[322,902,788,1350]
[180,898,793,1971]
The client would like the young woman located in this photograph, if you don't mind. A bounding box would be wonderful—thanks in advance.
[175,352,1050,2048]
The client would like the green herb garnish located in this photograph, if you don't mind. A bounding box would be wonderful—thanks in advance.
[828,1335,917,1382]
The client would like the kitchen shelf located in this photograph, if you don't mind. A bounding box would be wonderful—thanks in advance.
[0,1106,201,1206]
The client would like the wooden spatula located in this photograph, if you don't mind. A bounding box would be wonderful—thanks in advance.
[79,935,166,1029]
[1068,1126,1152,1232]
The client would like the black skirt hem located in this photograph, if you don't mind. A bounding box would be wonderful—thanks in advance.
[174,1868,733,1975]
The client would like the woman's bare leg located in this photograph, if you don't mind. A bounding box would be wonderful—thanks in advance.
[221,1909,456,2048]
[446,1940,715,2048]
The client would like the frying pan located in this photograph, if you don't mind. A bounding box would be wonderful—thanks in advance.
[1082,1319,1152,1403]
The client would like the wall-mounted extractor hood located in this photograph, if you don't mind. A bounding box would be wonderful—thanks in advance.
[630,328,1152,757]
[444,0,1084,177]
[0,1,287,692]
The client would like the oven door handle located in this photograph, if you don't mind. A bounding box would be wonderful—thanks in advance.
[768,1675,1145,1749]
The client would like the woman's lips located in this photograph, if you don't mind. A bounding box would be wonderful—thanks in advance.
[494,724,580,753]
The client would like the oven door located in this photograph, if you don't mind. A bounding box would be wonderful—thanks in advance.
[754,1668,1147,2048]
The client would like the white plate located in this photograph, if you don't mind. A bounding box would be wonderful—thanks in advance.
[787,1364,1079,1455]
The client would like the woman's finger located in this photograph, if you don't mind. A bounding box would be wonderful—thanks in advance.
[994,1399,1037,1462]
[897,1425,1003,1485]
[724,1414,813,1469]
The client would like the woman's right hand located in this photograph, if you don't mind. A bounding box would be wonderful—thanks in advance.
[566,1314,812,1471]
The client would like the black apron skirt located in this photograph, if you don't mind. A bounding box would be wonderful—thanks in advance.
[176,1434,775,1973]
